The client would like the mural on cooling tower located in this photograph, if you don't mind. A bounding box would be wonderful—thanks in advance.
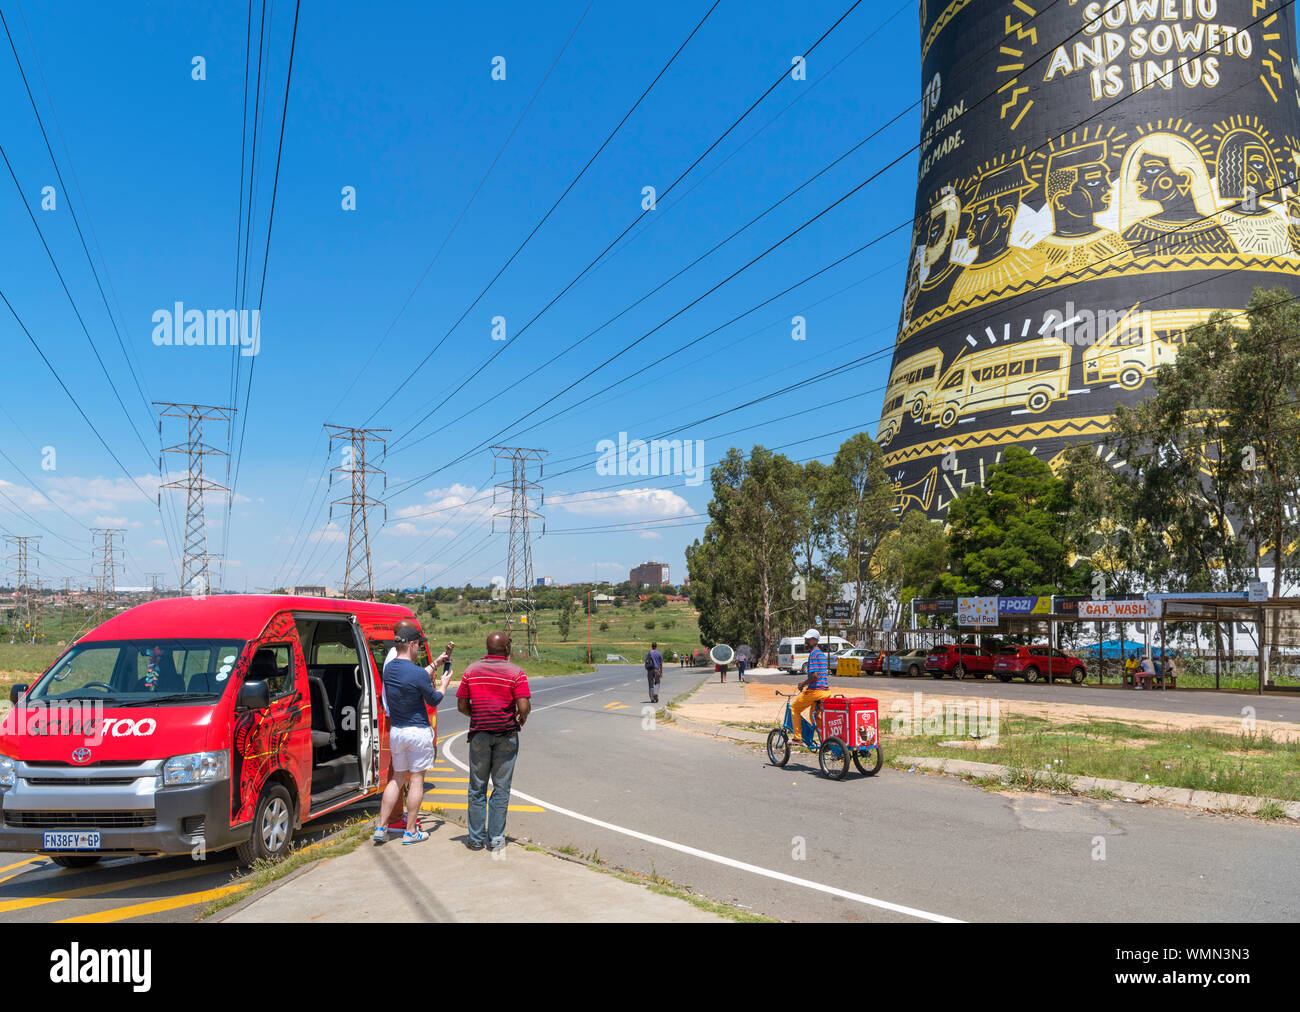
[883,0,1300,517]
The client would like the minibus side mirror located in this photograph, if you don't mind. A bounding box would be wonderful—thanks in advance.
[10,684,27,705]
[237,680,270,711]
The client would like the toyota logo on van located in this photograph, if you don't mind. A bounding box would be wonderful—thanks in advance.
[71,747,92,764]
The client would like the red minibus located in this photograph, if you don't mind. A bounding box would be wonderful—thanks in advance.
[0,595,433,866]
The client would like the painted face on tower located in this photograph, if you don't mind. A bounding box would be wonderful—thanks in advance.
[1134,154,1189,204]
[1243,144,1277,195]
[965,199,1009,252]
[1059,164,1112,218]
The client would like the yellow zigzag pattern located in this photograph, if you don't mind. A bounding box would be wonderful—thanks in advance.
[921,0,974,60]
[898,252,1295,345]
[882,416,1114,467]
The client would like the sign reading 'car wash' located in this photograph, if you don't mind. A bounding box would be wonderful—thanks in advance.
[1077,599,1161,620]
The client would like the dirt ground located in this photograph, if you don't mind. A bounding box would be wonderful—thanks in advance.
[677,679,1300,743]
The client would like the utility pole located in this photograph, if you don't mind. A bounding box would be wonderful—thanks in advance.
[90,529,125,626]
[146,572,164,599]
[491,446,546,660]
[5,536,38,643]
[156,403,235,597]
[325,425,389,601]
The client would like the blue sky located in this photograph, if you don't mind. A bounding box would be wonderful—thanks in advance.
[0,0,923,592]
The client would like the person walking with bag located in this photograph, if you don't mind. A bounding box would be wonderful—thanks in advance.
[457,630,531,852]
[644,641,663,703]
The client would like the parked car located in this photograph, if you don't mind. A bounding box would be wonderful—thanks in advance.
[994,645,1088,684]
[886,648,930,677]
[925,643,996,679]
[831,647,876,675]
[862,651,889,674]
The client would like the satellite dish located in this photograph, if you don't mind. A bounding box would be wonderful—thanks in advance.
[709,644,735,665]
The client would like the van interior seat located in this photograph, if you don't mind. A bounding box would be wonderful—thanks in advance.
[308,664,362,757]
[307,675,336,752]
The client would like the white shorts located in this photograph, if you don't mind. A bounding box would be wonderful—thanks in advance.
[389,724,436,773]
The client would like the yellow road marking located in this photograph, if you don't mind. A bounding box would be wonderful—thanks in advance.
[420,801,544,814]
[0,857,47,883]
[422,788,473,795]
[0,862,235,914]
[424,778,469,784]
[602,701,629,710]
[56,882,248,923]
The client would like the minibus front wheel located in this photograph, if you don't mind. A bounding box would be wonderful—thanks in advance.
[51,855,101,869]
[237,783,294,865]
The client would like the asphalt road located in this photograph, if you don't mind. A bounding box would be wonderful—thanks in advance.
[435,665,1300,922]
[1,663,1296,922]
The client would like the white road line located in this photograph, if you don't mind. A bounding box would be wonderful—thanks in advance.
[441,728,962,924]
[532,692,595,712]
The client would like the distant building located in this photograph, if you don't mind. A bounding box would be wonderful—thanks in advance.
[293,586,328,597]
[630,561,670,588]
[535,576,553,586]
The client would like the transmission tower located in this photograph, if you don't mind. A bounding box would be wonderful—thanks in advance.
[90,528,125,626]
[491,446,546,660]
[156,403,235,597]
[5,536,38,643]
[325,425,389,600]
[146,572,164,599]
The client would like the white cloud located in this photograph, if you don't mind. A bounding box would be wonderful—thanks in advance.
[551,488,689,518]
[309,522,346,544]
[638,531,662,539]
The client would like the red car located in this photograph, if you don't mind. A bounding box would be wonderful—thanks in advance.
[994,645,1088,684]
[924,644,996,680]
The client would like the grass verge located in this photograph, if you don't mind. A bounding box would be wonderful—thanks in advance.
[885,712,1300,802]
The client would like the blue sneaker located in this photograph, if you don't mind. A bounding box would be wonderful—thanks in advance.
[402,830,429,845]
[372,827,386,845]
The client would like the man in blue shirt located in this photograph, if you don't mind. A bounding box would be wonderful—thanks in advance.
[790,628,831,747]
[374,619,451,845]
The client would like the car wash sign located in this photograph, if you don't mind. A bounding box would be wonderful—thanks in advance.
[1078,599,1161,620]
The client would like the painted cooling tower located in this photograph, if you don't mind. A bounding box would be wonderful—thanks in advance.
[883,0,1300,516]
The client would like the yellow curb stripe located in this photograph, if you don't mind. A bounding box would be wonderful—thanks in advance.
[55,882,248,923]
[0,862,235,914]
[0,857,47,883]
[420,801,545,813]
[423,778,470,784]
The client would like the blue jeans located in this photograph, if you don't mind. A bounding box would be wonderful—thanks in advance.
[467,731,519,848]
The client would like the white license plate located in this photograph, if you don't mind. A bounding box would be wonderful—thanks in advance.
[43,831,101,850]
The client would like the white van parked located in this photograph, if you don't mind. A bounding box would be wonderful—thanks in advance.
[777,635,852,673]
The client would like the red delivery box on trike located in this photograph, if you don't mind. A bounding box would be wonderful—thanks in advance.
[768,691,882,780]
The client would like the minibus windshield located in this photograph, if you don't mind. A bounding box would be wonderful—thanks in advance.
[27,639,248,706]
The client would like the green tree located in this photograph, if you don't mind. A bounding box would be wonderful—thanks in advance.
[792,459,835,630]
[826,433,897,636]
[943,446,1076,596]
[875,510,949,627]
[557,597,575,641]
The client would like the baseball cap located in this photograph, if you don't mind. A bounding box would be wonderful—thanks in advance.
[393,620,426,643]
[803,628,821,641]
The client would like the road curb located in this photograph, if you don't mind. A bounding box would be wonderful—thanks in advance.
[896,755,1300,820]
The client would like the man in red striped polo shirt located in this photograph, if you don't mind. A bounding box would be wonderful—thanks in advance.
[456,630,532,851]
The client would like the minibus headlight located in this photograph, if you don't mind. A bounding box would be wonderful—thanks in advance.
[163,751,229,786]
[0,753,15,789]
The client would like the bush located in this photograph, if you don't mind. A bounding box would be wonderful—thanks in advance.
[644,620,655,630]
[599,621,609,631]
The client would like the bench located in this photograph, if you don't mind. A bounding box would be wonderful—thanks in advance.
[1134,671,1176,690]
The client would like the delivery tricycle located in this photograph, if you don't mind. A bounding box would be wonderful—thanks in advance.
[767,691,882,779]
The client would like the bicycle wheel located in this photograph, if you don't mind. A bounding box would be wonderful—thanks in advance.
[766,727,790,767]
[818,736,850,780]
[853,744,883,777]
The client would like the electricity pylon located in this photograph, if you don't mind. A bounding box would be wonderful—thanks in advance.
[90,528,125,626]
[5,535,38,643]
[325,425,389,601]
[491,446,546,660]
[156,403,235,597]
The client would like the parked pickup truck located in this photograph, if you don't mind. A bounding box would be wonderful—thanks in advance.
[925,643,996,680]
[993,645,1088,684]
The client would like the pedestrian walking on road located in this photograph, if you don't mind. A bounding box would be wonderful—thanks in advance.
[374,620,451,846]
[457,630,531,852]
[736,655,747,682]
[644,641,663,703]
